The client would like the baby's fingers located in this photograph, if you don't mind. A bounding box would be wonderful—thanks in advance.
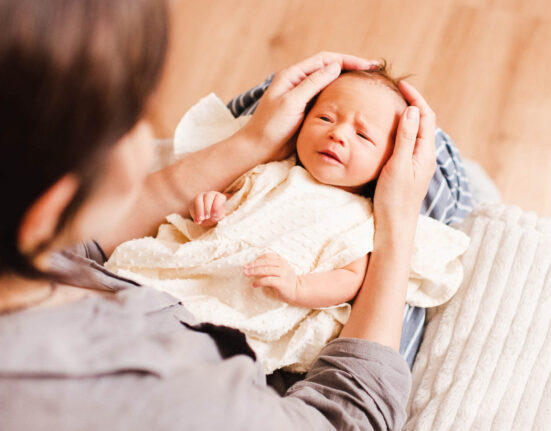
[243,262,282,278]
[250,276,283,290]
[247,253,284,267]
[190,193,206,223]
[201,191,219,219]
[210,192,227,221]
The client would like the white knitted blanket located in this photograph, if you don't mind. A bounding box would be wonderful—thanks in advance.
[406,204,551,430]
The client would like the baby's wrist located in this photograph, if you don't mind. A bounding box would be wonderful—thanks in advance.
[292,275,305,305]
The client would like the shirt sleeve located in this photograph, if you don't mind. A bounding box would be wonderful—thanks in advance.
[62,240,108,264]
[284,338,412,430]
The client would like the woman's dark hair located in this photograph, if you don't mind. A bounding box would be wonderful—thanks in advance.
[0,0,168,276]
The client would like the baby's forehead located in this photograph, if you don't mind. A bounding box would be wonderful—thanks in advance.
[314,74,407,114]
[324,74,403,100]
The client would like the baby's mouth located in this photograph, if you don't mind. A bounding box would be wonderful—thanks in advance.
[318,150,342,164]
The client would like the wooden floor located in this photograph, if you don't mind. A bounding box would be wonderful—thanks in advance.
[148,0,551,217]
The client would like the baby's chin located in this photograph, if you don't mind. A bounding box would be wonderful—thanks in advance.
[307,171,364,194]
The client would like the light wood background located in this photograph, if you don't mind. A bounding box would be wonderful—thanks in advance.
[148,0,551,217]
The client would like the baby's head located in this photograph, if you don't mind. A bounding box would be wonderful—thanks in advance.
[296,63,408,195]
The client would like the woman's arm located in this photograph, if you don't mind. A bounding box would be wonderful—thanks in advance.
[99,52,377,255]
[340,81,437,351]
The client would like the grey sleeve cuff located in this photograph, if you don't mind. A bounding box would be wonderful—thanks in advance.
[64,240,108,264]
[286,338,411,431]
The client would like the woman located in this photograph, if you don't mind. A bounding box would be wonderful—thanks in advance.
[0,0,436,429]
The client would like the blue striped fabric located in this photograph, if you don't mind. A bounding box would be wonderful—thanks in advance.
[227,75,473,368]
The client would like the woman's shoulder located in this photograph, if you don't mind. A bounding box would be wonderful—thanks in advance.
[0,286,197,374]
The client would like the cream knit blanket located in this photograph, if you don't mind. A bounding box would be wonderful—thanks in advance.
[406,204,551,430]
[106,94,469,374]
[107,156,468,373]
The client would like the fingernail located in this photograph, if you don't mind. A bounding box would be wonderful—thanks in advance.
[407,106,419,119]
[325,62,340,74]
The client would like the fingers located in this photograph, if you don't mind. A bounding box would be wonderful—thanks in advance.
[398,80,436,148]
[243,253,288,286]
[393,106,420,160]
[285,62,342,108]
[190,191,226,224]
[296,51,377,76]
[243,253,284,277]
[269,51,378,96]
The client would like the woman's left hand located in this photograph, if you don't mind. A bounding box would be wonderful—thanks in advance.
[239,52,378,161]
[372,81,437,232]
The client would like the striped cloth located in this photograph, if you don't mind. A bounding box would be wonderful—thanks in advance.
[228,75,474,368]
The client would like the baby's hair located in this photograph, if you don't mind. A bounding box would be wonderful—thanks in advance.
[342,59,411,104]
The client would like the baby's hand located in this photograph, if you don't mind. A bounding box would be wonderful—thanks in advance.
[189,191,227,227]
[243,253,300,304]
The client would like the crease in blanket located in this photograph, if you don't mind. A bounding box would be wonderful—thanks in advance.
[406,203,551,431]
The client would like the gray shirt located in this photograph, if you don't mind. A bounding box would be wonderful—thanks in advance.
[0,243,411,430]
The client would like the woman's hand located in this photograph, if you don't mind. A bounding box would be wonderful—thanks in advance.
[102,53,377,254]
[239,52,377,161]
[340,84,436,348]
[373,81,437,236]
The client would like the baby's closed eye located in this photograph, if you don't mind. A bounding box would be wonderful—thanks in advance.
[357,131,369,140]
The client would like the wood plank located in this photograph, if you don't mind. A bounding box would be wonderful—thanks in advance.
[148,0,551,216]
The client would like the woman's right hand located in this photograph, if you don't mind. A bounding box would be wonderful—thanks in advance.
[373,81,437,237]
[239,52,377,162]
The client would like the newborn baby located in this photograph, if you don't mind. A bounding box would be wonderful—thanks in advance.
[192,68,405,309]
[107,67,469,373]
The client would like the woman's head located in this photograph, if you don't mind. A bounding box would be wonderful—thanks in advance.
[0,0,168,277]
[296,62,408,196]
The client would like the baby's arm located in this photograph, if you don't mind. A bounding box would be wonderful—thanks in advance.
[244,253,368,308]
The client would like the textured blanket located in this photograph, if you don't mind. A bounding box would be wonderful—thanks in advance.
[106,156,468,373]
[106,94,469,374]
[406,204,551,430]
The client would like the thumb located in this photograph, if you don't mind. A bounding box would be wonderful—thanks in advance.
[393,106,420,160]
[288,62,341,107]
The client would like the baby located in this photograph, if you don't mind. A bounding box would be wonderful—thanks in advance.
[107,66,468,373]
[191,67,406,309]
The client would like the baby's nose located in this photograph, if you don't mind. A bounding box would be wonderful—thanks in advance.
[329,129,346,145]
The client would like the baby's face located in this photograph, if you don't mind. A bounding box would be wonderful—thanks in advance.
[296,74,407,193]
